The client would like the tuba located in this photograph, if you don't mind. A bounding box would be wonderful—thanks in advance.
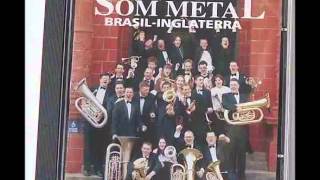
[132,158,149,180]
[104,136,140,180]
[206,161,223,180]
[163,88,177,116]
[179,148,203,180]
[224,93,270,125]
[75,78,108,128]
[171,163,186,180]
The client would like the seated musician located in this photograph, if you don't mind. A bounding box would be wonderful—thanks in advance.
[153,137,172,180]
[198,131,230,180]
[128,142,161,180]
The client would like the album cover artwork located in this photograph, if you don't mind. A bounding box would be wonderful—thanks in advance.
[62,0,285,179]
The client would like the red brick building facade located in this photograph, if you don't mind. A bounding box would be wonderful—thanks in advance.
[66,0,282,173]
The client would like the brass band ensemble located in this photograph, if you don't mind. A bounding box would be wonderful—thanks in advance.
[75,30,270,180]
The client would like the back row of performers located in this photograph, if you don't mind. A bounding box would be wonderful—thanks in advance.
[81,35,257,180]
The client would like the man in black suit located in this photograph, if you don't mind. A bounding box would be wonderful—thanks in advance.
[127,67,155,92]
[127,142,161,180]
[106,82,125,119]
[155,39,171,68]
[199,131,230,180]
[222,78,250,180]
[214,37,235,76]
[83,73,112,177]
[194,38,215,73]
[108,63,127,94]
[111,87,147,139]
[224,61,253,95]
[190,75,213,149]
[173,130,203,180]
[169,35,187,73]
[133,81,157,146]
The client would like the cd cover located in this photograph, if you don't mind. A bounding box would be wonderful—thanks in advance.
[35,0,295,179]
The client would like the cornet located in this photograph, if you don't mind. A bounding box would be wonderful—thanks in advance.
[74,78,108,128]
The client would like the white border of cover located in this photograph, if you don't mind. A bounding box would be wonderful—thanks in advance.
[283,0,295,179]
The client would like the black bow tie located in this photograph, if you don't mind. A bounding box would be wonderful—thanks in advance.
[186,144,193,148]
[231,73,237,76]
[233,93,239,95]
[100,87,106,90]
[126,101,132,104]
[209,145,215,148]
[140,96,146,99]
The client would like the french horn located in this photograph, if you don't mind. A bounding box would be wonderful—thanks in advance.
[74,78,108,128]
[206,161,224,180]
[224,93,270,125]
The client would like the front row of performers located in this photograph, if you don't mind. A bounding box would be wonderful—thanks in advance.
[81,60,256,180]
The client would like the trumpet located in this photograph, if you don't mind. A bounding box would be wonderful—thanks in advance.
[224,93,270,125]
[74,78,108,128]
[122,56,141,70]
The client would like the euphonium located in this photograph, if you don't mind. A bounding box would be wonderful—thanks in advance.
[75,78,108,128]
[224,93,270,125]
[179,148,203,180]
[105,143,122,180]
[104,136,140,180]
[170,163,186,180]
[132,158,149,180]
[164,146,178,164]
[206,161,223,180]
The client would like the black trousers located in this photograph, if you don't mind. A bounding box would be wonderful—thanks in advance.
[83,120,111,173]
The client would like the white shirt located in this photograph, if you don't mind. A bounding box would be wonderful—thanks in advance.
[95,87,106,104]
[200,50,214,72]
[139,94,145,114]
[126,101,132,119]
[162,51,169,63]
[209,145,218,162]
[230,72,240,80]
[234,93,240,104]
[211,86,231,110]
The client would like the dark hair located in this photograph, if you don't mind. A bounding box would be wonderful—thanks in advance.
[147,56,158,65]
[194,74,203,81]
[142,141,153,148]
[206,131,216,136]
[115,63,124,68]
[198,61,208,66]
[161,81,171,88]
[125,86,134,91]
[230,78,239,84]
[99,73,111,79]
[229,61,237,65]
[139,81,150,89]
[115,81,124,87]
[212,74,225,85]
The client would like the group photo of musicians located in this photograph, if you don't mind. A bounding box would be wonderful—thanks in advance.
[79,28,259,180]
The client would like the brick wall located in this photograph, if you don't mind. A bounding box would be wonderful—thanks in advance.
[66,0,132,173]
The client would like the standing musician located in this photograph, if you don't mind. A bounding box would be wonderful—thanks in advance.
[169,35,187,73]
[154,64,173,92]
[153,138,172,180]
[190,75,214,148]
[198,131,230,180]
[128,142,162,180]
[224,61,254,95]
[155,39,171,68]
[83,73,112,177]
[214,37,234,76]
[108,63,126,94]
[111,87,147,140]
[175,75,185,99]
[222,78,250,180]
[197,61,213,90]
[127,67,156,92]
[133,81,157,146]
[194,38,215,73]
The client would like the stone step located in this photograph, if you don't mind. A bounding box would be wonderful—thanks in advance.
[246,170,276,180]
[65,173,102,180]
[246,158,268,171]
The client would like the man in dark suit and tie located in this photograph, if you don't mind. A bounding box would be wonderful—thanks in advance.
[199,131,230,180]
[156,39,171,68]
[83,73,112,177]
[127,67,155,92]
[133,81,157,146]
[222,78,250,180]
[127,142,161,180]
[108,63,127,94]
[111,87,147,139]
[190,75,213,149]
[224,61,253,95]
[169,36,187,73]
